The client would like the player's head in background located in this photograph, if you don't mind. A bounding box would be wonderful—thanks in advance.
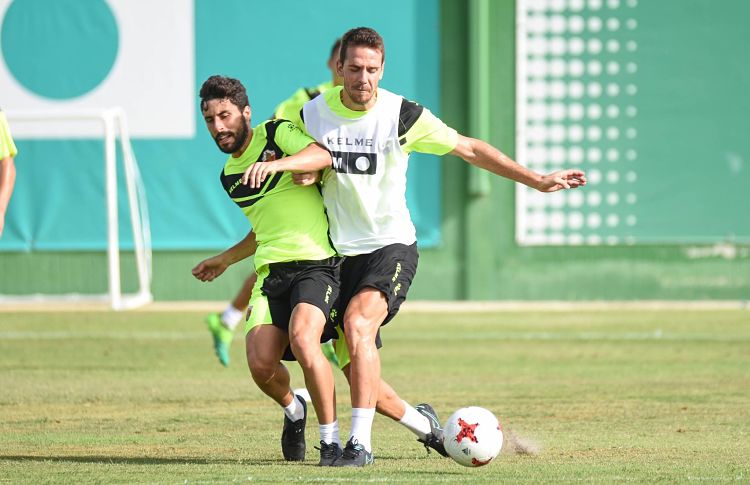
[337,27,385,110]
[328,37,343,86]
[199,75,252,156]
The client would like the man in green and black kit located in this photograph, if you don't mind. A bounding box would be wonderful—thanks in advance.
[193,75,342,465]
[204,38,342,368]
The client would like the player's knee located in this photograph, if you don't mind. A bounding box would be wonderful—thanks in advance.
[288,304,325,364]
[289,317,318,347]
[246,355,277,384]
[343,314,378,344]
[288,332,318,366]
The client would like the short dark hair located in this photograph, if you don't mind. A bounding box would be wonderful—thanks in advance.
[199,75,249,112]
[339,27,385,65]
[329,38,342,62]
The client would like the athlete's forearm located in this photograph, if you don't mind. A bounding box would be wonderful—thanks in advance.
[276,143,332,173]
[451,135,543,190]
[222,230,257,265]
[242,143,331,188]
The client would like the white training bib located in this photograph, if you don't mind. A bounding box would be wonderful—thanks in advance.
[304,88,416,256]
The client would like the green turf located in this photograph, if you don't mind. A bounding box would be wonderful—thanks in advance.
[0,310,748,483]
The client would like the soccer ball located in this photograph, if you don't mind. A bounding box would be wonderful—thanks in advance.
[443,406,503,467]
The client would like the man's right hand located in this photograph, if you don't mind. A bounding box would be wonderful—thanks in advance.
[192,255,229,282]
[292,171,321,186]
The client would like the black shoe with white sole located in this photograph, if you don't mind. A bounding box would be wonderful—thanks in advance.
[281,394,307,461]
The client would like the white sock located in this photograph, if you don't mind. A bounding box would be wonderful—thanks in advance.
[349,407,376,452]
[319,420,340,446]
[398,401,430,440]
[220,305,244,331]
[283,395,304,422]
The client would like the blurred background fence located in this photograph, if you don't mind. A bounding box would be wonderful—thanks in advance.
[0,0,748,302]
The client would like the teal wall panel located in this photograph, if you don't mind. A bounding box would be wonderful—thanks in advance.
[0,0,443,252]
[2,0,748,302]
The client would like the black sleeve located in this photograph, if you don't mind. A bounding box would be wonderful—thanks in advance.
[398,98,424,138]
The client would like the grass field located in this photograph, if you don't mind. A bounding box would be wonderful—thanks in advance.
[0,308,748,483]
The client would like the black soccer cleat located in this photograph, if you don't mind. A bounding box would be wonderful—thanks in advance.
[315,440,343,466]
[281,394,307,461]
[415,403,449,457]
[331,437,374,467]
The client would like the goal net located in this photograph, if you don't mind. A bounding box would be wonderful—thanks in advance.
[1,108,152,310]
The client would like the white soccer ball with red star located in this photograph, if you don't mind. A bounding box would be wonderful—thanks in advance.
[443,406,503,467]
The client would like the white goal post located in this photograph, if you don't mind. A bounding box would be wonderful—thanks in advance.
[3,108,152,310]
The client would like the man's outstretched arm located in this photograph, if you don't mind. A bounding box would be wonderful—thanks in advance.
[450,134,586,193]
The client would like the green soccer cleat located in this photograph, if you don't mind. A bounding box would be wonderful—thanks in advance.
[206,313,234,367]
[321,339,339,366]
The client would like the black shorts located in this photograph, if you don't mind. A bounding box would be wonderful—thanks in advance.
[336,242,419,327]
[259,256,341,361]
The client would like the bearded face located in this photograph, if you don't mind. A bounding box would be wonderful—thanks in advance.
[202,98,251,155]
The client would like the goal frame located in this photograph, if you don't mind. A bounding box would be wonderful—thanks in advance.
[3,108,152,310]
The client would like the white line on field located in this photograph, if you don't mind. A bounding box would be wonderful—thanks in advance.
[0,330,746,342]
[0,299,747,313]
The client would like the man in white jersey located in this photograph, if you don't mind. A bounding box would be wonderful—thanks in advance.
[244,26,586,467]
